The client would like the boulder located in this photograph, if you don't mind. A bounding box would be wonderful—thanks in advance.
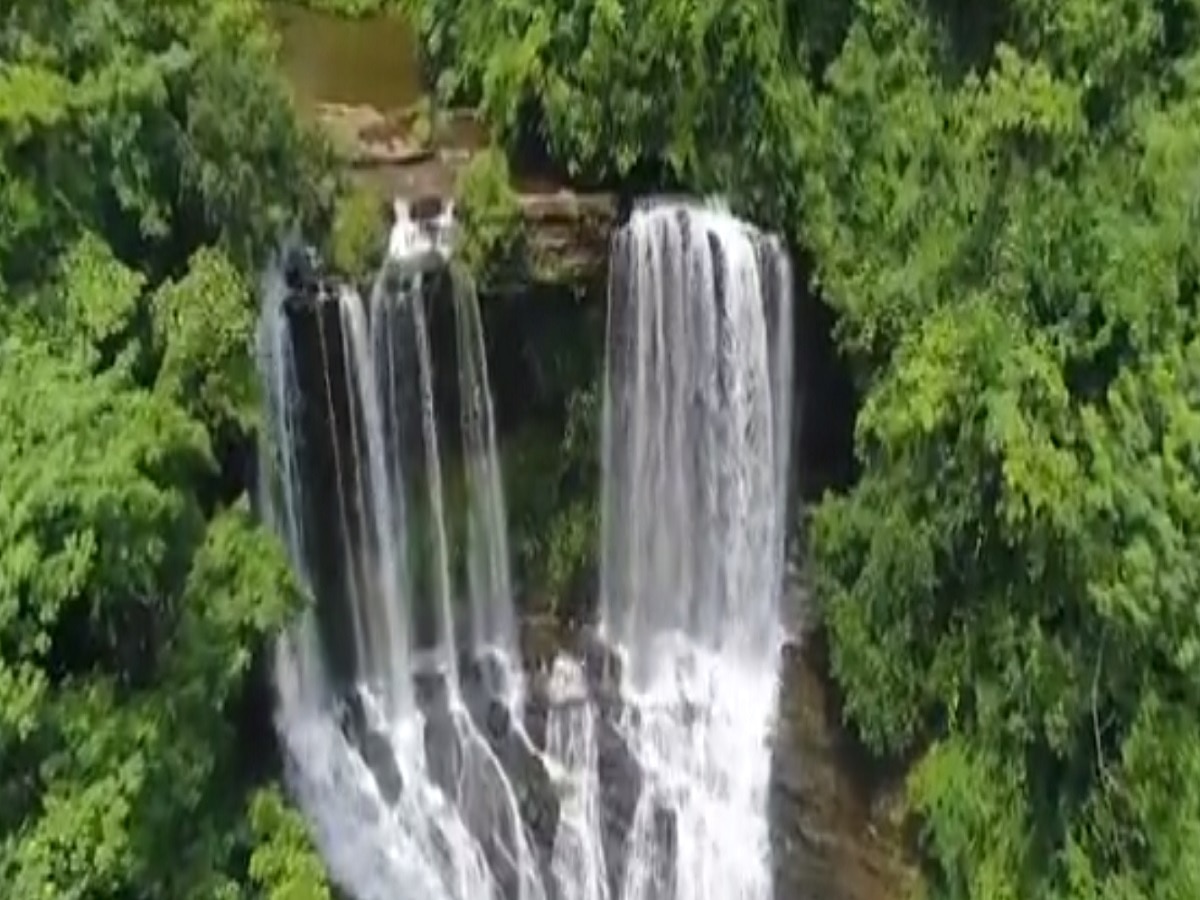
[339,691,405,804]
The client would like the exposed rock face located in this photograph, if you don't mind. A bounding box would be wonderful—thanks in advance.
[339,692,405,804]
[415,665,540,900]
[328,613,916,900]
[519,614,562,750]
[460,649,562,887]
[519,192,616,287]
[769,635,921,900]
[316,101,435,167]
[524,628,656,898]
[593,713,644,897]
[576,629,660,899]
[310,100,616,288]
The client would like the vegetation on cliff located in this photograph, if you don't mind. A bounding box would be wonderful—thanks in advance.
[454,148,525,283]
[0,1,332,895]
[328,183,386,277]
[6,0,1199,895]
[399,0,1200,896]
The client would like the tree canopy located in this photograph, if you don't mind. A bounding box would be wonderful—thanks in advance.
[807,3,1200,896]
[0,1,334,896]
[7,0,1200,896]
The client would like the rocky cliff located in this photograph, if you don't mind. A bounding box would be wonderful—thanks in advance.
[317,101,615,288]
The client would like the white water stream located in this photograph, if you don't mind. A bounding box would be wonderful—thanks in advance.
[258,199,793,900]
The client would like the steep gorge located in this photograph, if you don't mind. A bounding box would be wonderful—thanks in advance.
[265,8,916,899]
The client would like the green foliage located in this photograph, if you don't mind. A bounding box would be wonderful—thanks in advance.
[328,183,385,278]
[247,788,333,900]
[539,499,596,605]
[503,425,565,596]
[293,0,403,18]
[908,737,1032,899]
[399,0,791,198]
[152,248,260,437]
[506,384,601,610]
[57,235,147,363]
[0,0,333,895]
[454,147,525,282]
[0,340,310,897]
[0,0,336,292]
[798,1,1200,897]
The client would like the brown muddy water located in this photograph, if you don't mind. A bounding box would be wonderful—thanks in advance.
[271,3,423,111]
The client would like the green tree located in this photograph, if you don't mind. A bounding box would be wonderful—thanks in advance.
[454,147,524,281]
[0,0,334,297]
[800,2,1200,897]
[0,336,321,898]
[0,0,335,895]
[398,0,793,195]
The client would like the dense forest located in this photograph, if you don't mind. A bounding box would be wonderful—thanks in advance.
[4,0,1200,898]
[0,1,334,896]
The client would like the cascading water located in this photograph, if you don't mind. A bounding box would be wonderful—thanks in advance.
[258,196,792,900]
[452,262,518,684]
[545,200,794,900]
[257,201,547,900]
[546,658,609,900]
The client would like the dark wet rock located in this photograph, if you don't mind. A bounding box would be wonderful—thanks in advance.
[414,667,528,900]
[579,629,624,713]
[481,647,515,701]
[423,709,464,796]
[519,613,562,672]
[522,667,551,752]
[650,796,679,898]
[422,694,559,900]
[493,717,561,887]
[413,664,453,712]
[321,607,920,900]
[409,194,445,220]
[416,669,464,795]
[455,727,526,900]
[282,244,342,313]
[459,648,562,889]
[595,712,642,897]
[769,635,920,900]
[359,727,405,804]
[339,693,405,804]
[283,244,323,294]
[568,629,645,894]
[517,615,561,752]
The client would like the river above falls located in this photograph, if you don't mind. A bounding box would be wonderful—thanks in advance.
[272,2,423,111]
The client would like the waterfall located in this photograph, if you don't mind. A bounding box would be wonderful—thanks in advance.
[257,203,546,900]
[546,199,793,900]
[258,197,793,900]
[547,658,609,900]
[453,263,518,680]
